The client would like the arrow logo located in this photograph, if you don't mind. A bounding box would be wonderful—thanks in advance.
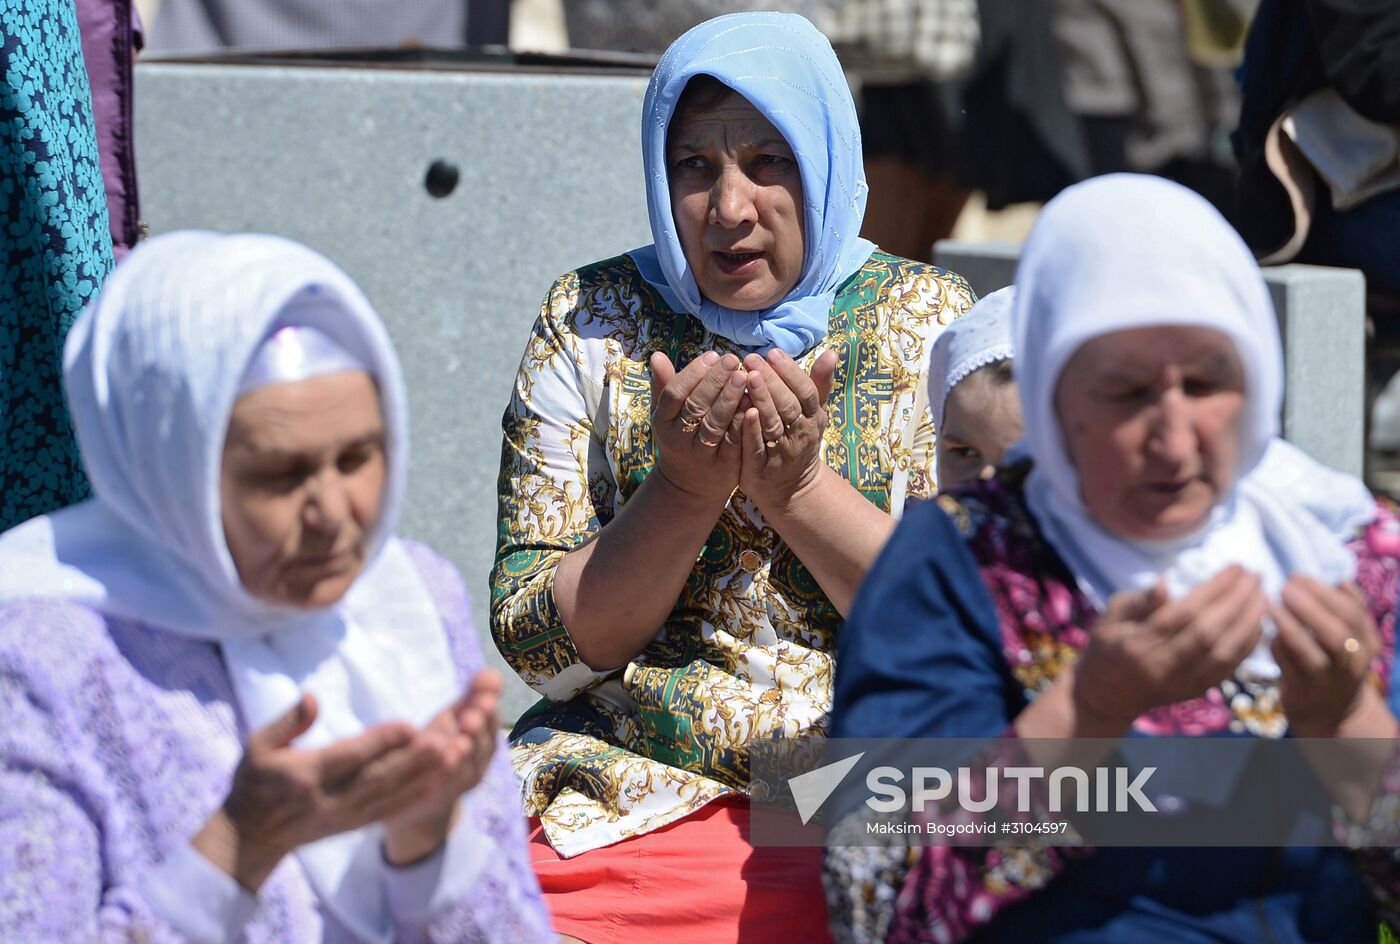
[789,751,866,825]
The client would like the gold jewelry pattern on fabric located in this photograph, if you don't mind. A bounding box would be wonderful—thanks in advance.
[491,251,972,856]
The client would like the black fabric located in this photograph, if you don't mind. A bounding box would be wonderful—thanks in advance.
[1233,0,1400,256]
[1306,0,1400,123]
[859,79,965,177]
[955,0,1091,209]
[1232,0,1328,256]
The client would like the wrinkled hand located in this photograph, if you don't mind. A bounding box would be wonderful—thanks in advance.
[1073,566,1267,729]
[208,692,452,889]
[732,348,837,511]
[649,351,747,501]
[1272,576,1381,737]
[382,669,504,864]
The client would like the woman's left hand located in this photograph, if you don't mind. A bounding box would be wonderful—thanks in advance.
[733,348,837,510]
[1271,576,1383,737]
[381,668,503,865]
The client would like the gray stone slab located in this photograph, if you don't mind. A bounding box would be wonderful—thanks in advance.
[136,61,653,719]
[933,239,1366,478]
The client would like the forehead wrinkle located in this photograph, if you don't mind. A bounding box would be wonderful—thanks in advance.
[669,99,792,152]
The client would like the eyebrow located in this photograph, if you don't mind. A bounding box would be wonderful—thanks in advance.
[1194,353,1239,374]
[1096,353,1239,386]
[241,429,385,461]
[668,135,792,154]
[938,420,973,443]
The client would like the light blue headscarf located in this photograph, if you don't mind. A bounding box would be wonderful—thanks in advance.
[628,12,875,356]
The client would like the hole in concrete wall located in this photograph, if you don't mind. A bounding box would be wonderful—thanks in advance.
[425,160,460,199]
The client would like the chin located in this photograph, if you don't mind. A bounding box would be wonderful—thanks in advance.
[698,276,785,312]
[276,571,360,609]
[1129,505,1216,541]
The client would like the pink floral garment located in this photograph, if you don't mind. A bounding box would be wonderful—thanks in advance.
[883,466,1400,944]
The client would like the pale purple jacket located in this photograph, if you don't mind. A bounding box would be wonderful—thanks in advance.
[0,541,553,943]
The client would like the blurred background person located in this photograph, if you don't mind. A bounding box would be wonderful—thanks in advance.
[561,0,827,53]
[1,0,116,532]
[1055,0,1248,221]
[824,0,981,261]
[141,0,511,55]
[1231,0,1400,488]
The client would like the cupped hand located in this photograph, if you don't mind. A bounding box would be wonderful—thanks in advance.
[733,348,837,511]
[1072,566,1268,729]
[208,692,451,889]
[649,351,747,500]
[1271,576,1383,737]
[382,668,504,864]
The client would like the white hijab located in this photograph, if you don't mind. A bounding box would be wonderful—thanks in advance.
[0,232,458,943]
[927,285,1016,431]
[1013,175,1374,679]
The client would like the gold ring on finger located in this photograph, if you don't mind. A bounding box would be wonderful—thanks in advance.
[698,432,722,448]
[764,439,780,450]
[680,415,701,433]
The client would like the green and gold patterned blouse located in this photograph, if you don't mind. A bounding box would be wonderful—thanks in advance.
[491,250,973,856]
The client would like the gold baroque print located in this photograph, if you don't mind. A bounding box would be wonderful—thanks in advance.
[492,251,973,855]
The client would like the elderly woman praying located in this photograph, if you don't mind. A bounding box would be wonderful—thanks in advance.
[0,232,552,943]
[490,12,973,942]
[828,175,1400,943]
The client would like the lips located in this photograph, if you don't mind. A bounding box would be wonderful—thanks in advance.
[295,548,352,568]
[1144,479,1194,496]
[712,249,764,275]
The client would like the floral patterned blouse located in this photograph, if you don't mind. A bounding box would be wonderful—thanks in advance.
[826,465,1400,943]
[490,251,973,857]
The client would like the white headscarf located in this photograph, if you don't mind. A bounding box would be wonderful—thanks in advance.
[1013,175,1374,679]
[927,286,1016,431]
[0,231,458,943]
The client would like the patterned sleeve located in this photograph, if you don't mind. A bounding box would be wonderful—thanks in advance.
[489,274,617,701]
[0,607,197,943]
[399,543,555,943]
[900,266,975,503]
[1340,504,1400,923]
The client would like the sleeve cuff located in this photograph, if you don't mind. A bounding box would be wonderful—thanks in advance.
[383,795,498,924]
[138,841,259,944]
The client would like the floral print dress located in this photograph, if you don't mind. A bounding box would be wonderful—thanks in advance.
[1,0,113,530]
[491,251,973,857]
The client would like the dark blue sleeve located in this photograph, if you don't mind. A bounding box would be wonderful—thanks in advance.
[832,499,1025,743]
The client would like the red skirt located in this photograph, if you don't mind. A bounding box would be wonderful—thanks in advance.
[528,795,834,943]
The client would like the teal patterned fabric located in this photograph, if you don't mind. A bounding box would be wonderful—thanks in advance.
[1,0,112,531]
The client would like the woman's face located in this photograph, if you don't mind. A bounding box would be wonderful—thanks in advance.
[1054,326,1245,541]
[667,89,806,311]
[221,370,387,608]
[937,367,1024,489]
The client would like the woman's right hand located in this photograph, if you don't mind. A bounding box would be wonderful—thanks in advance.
[648,350,747,501]
[1071,566,1268,729]
[193,693,455,892]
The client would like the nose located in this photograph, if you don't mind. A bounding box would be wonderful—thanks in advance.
[302,469,350,532]
[1146,387,1195,467]
[710,164,758,229]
